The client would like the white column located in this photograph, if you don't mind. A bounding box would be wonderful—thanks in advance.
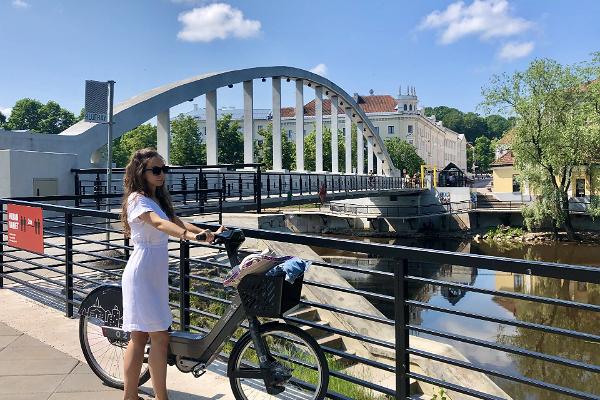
[315,86,323,172]
[295,80,305,171]
[344,108,352,173]
[377,154,384,175]
[357,121,364,174]
[367,137,374,174]
[206,90,218,165]
[272,77,282,171]
[330,95,339,173]
[157,110,170,164]
[243,80,253,166]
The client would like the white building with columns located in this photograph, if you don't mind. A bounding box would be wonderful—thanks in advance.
[187,87,467,173]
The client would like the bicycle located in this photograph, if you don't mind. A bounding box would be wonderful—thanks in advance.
[78,228,329,399]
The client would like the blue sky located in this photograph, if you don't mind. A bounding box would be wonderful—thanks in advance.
[1,0,599,120]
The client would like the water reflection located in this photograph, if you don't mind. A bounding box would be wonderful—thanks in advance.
[314,236,600,400]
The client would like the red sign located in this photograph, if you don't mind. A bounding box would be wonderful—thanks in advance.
[7,204,44,254]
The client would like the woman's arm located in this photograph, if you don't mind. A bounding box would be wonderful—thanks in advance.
[138,211,211,241]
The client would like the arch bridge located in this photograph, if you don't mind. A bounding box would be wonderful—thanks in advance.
[61,67,398,176]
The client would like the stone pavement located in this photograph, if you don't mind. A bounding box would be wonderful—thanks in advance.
[0,288,234,400]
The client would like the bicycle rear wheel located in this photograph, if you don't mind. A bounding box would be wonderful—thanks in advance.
[79,314,151,389]
[228,322,329,400]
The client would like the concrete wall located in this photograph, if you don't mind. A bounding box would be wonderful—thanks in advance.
[492,165,516,193]
[0,150,77,197]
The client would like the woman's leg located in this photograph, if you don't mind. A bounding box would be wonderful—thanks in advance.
[123,331,149,400]
[148,331,170,400]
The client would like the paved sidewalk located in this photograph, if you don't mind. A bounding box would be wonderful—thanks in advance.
[0,288,234,400]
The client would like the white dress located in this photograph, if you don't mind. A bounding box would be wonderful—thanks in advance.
[121,193,173,332]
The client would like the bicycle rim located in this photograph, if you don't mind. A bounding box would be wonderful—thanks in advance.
[232,328,325,400]
[81,315,149,386]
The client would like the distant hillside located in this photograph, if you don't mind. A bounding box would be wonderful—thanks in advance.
[423,106,514,143]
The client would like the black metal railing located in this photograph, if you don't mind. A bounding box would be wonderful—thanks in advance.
[1,198,599,400]
[72,164,419,214]
[329,200,474,217]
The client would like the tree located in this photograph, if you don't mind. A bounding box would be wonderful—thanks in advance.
[482,57,600,239]
[473,136,495,172]
[170,114,204,166]
[217,114,244,165]
[254,124,295,171]
[384,138,424,175]
[303,127,345,172]
[4,98,77,134]
[424,105,513,141]
[111,124,157,167]
[485,114,513,138]
[0,111,6,127]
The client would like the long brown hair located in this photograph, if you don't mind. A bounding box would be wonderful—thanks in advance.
[120,148,175,238]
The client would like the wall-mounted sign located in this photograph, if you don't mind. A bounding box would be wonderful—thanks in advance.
[7,204,44,253]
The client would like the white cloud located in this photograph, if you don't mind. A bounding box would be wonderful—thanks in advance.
[12,0,30,8]
[177,3,261,42]
[498,41,534,60]
[0,107,12,117]
[309,63,327,76]
[419,0,532,44]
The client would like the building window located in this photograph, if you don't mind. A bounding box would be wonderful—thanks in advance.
[576,179,586,197]
[342,127,346,134]
[403,104,407,111]
[388,126,394,134]
[408,125,413,134]
[512,175,521,193]
[288,130,293,139]
[374,126,379,134]
[409,104,413,111]
[257,125,263,132]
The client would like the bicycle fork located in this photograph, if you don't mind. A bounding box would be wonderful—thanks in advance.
[247,317,291,395]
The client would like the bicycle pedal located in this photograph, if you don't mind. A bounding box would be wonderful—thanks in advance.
[192,365,206,378]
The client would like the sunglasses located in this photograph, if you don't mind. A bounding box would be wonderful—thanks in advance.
[144,165,170,176]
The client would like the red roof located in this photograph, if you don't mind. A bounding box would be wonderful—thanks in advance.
[281,95,399,118]
[491,150,515,167]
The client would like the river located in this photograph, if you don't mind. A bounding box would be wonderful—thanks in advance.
[312,236,600,400]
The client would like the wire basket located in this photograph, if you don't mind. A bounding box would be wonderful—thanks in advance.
[237,274,303,318]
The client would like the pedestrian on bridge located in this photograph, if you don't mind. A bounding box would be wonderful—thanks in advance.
[119,148,225,400]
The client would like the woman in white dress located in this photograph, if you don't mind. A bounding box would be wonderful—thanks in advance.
[120,148,224,400]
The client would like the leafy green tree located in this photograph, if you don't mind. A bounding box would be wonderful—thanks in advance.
[4,98,77,134]
[424,105,512,141]
[170,114,204,166]
[255,124,296,171]
[473,136,495,172]
[4,98,44,132]
[111,124,157,167]
[384,137,424,175]
[304,127,348,172]
[485,114,513,138]
[217,114,243,164]
[482,57,599,239]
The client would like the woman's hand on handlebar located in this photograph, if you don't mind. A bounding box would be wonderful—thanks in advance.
[216,225,227,235]
[194,226,226,243]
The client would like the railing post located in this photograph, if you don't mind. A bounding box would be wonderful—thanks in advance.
[0,203,4,289]
[94,173,101,210]
[218,192,223,225]
[65,212,74,318]
[74,172,80,207]
[179,239,191,331]
[395,259,409,400]
[308,175,312,195]
[278,174,283,198]
[238,173,243,201]
[299,175,303,196]
[124,236,130,260]
[266,174,271,198]
[181,174,187,205]
[256,169,262,214]
[221,174,227,202]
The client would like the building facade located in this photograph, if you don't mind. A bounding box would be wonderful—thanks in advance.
[186,88,467,172]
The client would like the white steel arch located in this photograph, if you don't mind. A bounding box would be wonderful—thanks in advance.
[60,66,398,175]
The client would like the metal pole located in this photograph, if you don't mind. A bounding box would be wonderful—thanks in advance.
[0,204,4,289]
[65,213,74,318]
[395,258,409,399]
[106,80,115,249]
[179,239,190,331]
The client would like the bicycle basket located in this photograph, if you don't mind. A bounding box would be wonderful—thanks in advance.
[237,274,303,318]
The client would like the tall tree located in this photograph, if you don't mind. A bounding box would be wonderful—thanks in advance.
[473,136,495,172]
[482,57,599,239]
[384,138,424,175]
[111,124,157,167]
[304,127,346,172]
[255,124,295,171]
[170,114,204,165]
[217,114,244,164]
[4,98,77,134]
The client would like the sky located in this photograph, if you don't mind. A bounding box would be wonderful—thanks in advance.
[1,0,599,120]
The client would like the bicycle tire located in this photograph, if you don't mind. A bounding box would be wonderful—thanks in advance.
[228,322,329,400]
[79,315,151,389]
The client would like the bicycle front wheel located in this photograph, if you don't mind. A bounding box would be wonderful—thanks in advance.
[228,322,329,400]
[79,315,151,389]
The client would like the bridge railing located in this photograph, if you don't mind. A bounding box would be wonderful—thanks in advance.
[1,198,598,400]
[329,200,474,217]
[73,164,416,213]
